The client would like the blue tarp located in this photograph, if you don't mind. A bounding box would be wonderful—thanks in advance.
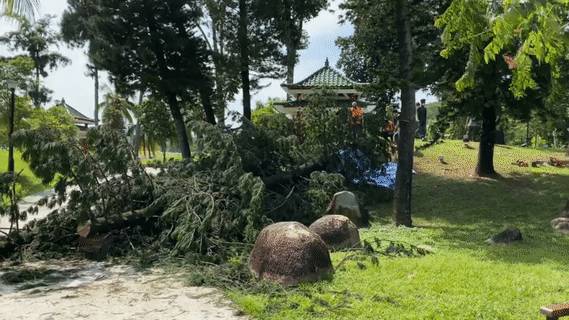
[364,162,398,190]
[337,149,398,190]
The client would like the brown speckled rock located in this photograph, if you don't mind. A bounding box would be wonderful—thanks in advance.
[248,222,333,286]
[309,215,360,250]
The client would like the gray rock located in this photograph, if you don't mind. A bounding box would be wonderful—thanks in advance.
[551,217,569,234]
[248,222,332,286]
[486,227,523,244]
[309,215,361,250]
[325,191,361,225]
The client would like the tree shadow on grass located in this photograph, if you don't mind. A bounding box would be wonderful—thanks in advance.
[372,171,569,267]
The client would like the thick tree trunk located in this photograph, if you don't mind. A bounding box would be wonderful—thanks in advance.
[238,0,252,120]
[142,1,190,159]
[94,67,100,126]
[166,95,191,159]
[286,41,296,85]
[199,86,217,125]
[475,105,496,176]
[393,0,414,227]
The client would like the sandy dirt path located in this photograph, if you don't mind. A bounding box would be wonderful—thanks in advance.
[0,261,247,320]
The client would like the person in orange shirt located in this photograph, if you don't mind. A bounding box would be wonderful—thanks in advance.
[350,101,364,139]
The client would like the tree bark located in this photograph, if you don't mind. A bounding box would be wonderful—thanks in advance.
[211,21,227,126]
[34,64,41,109]
[94,67,100,126]
[238,0,252,120]
[166,94,191,159]
[475,104,496,176]
[132,90,144,157]
[393,0,414,227]
[199,86,217,125]
[286,41,296,85]
[7,88,15,174]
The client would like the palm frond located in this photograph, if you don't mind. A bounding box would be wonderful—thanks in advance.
[1,0,39,19]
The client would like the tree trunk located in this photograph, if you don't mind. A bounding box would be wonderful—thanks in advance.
[166,95,191,159]
[142,135,147,158]
[199,86,217,125]
[211,23,227,126]
[393,0,414,227]
[142,1,190,159]
[132,90,144,157]
[7,88,15,174]
[475,104,496,176]
[94,67,100,126]
[238,0,252,120]
[286,39,296,85]
[34,66,41,109]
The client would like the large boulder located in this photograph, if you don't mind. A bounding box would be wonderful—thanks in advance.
[248,222,332,286]
[309,215,360,250]
[325,191,362,225]
[552,217,569,234]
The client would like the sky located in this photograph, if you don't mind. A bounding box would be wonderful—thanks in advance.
[0,0,435,119]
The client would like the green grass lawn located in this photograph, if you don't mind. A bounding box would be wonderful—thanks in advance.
[231,141,569,319]
[0,149,47,197]
[140,151,183,165]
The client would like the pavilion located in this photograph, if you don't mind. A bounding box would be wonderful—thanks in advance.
[55,98,97,132]
[274,58,375,117]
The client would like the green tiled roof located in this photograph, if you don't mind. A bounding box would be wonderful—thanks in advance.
[284,59,361,89]
[56,99,96,123]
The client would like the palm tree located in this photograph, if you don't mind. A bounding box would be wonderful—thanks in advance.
[1,0,39,18]
[99,93,134,131]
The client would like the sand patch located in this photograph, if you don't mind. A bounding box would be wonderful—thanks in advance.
[0,260,246,320]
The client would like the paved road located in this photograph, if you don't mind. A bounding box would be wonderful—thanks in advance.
[0,189,58,231]
[0,168,161,232]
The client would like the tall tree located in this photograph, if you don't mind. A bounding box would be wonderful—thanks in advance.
[198,0,241,125]
[1,16,70,108]
[235,0,284,120]
[62,0,216,160]
[338,0,451,226]
[436,0,568,176]
[238,0,252,120]
[255,0,328,84]
[137,97,176,162]
[86,64,100,126]
[99,93,134,131]
[392,0,414,227]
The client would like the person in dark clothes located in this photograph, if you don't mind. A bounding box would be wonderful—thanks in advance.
[417,99,427,140]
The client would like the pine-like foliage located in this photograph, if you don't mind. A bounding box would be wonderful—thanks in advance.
[157,121,269,255]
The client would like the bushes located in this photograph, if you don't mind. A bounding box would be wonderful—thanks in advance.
[7,96,390,261]
[157,122,269,255]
